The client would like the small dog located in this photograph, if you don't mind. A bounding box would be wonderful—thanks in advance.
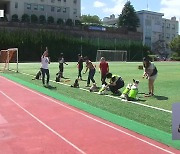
[55,72,62,82]
[120,79,139,100]
[71,79,79,88]
[98,84,108,95]
[32,69,41,80]
[89,83,98,92]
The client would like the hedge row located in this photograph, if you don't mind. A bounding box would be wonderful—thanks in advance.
[0,29,149,62]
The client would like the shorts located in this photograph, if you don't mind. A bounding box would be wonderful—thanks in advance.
[149,74,157,80]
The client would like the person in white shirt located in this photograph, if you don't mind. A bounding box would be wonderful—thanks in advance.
[143,57,158,97]
[41,48,50,87]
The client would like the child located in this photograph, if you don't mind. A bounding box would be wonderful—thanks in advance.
[99,57,109,85]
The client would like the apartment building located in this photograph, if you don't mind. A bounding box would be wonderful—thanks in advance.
[103,10,179,57]
[0,0,81,22]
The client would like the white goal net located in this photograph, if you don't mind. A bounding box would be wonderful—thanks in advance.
[96,50,127,62]
[0,48,19,72]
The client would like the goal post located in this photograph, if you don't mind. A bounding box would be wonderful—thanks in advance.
[0,48,19,72]
[96,50,127,62]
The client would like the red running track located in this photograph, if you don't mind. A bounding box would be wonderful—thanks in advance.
[0,76,179,154]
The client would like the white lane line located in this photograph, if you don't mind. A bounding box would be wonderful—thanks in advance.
[0,91,85,154]
[1,76,175,154]
[19,71,172,113]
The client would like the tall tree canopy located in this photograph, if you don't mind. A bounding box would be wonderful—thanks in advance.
[81,15,102,24]
[170,35,180,56]
[118,1,139,31]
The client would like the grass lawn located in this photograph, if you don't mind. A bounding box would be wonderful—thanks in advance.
[2,61,180,135]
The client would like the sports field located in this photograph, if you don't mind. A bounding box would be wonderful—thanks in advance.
[1,61,180,150]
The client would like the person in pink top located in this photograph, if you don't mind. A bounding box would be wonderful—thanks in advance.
[99,57,109,85]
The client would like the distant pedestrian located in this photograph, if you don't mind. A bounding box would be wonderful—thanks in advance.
[58,53,68,78]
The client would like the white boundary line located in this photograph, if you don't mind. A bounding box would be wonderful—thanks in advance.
[0,76,175,154]
[0,90,85,154]
[18,71,172,113]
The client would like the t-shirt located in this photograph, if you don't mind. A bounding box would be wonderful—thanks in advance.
[59,57,64,64]
[146,63,158,76]
[41,56,49,69]
[99,62,109,75]
[78,58,83,68]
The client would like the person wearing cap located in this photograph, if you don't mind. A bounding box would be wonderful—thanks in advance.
[143,57,158,97]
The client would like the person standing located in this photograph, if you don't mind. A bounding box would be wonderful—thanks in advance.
[41,47,50,87]
[77,54,83,80]
[58,53,68,78]
[83,57,96,87]
[143,57,158,97]
[99,57,109,85]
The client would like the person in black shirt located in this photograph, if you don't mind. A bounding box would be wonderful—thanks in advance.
[77,54,83,80]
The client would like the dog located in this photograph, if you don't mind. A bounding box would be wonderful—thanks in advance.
[98,84,108,95]
[55,71,62,82]
[120,79,139,100]
[89,83,98,92]
[32,69,41,80]
[71,79,79,88]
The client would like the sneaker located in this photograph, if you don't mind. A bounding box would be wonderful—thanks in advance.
[86,84,90,87]
[144,92,152,97]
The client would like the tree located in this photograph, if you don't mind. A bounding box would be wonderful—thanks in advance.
[31,14,38,23]
[21,14,30,23]
[170,35,180,56]
[57,18,64,25]
[75,20,81,26]
[118,1,139,31]
[11,14,19,22]
[81,15,102,24]
[47,16,54,24]
[39,15,46,24]
[66,19,73,26]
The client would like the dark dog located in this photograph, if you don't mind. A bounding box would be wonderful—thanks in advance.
[55,72,62,82]
[71,79,79,88]
[32,70,41,80]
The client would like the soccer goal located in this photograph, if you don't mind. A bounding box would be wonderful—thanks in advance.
[96,50,127,62]
[0,48,19,72]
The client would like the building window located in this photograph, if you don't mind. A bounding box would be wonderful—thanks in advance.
[41,0,44,2]
[172,24,175,29]
[58,0,61,1]
[39,5,44,11]
[15,2,18,9]
[57,7,61,12]
[51,0,55,3]
[34,4,38,10]
[64,0,66,2]
[27,4,31,10]
[74,0,77,4]
[51,6,55,12]
[73,9,77,14]
[166,23,170,28]
[172,34,175,38]
[63,8,66,13]
[166,33,170,38]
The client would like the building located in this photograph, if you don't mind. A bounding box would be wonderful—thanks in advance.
[137,10,179,57]
[103,14,117,26]
[0,0,81,22]
[103,11,179,57]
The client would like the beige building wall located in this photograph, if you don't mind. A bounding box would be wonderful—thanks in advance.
[0,0,81,22]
